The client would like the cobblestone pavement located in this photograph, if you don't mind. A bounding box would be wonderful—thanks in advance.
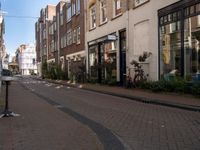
[0,81,103,150]
[21,77,200,150]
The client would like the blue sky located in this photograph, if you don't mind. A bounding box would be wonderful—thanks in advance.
[1,0,60,56]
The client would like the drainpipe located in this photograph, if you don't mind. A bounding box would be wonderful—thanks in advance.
[126,0,130,71]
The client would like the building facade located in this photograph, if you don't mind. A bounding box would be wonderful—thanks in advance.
[35,0,85,81]
[16,44,37,75]
[36,0,200,83]
[86,0,200,85]
[35,4,56,76]
[86,0,128,84]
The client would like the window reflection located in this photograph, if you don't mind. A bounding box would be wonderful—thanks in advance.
[160,21,181,78]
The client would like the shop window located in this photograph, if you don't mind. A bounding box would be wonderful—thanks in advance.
[90,5,96,29]
[100,0,107,24]
[160,21,181,78]
[184,15,200,75]
[169,22,180,33]
[113,0,121,17]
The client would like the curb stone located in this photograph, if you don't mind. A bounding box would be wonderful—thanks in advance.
[33,77,200,112]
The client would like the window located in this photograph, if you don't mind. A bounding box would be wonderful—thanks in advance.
[198,15,200,27]
[73,29,77,43]
[170,22,180,33]
[100,0,107,24]
[60,11,63,25]
[67,6,72,21]
[54,21,56,31]
[113,0,121,17]
[76,0,80,14]
[135,0,148,7]
[49,25,54,35]
[72,1,76,16]
[90,5,96,29]
[77,27,80,44]
[43,29,46,39]
[67,29,72,45]
[50,40,54,52]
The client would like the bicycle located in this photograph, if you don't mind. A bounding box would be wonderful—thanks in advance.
[130,60,148,86]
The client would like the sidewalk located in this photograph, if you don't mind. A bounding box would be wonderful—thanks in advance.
[46,79,200,112]
[0,81,103,150]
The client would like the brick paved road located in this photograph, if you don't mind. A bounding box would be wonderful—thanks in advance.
[2,77,200,150]
[0,81,103,150]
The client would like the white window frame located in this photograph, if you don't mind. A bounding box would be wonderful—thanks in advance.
[73,29,77,43]
[76,0,80,14]
[100,0,107,24]
[113,0,121,17]
[90,5,96,29]
[67,29,72,45]
[135,0,148,7]
[77,26,81,44]
[198,15,200,27]
[67,6,72,22]
[72,1,76,16]
[60,11,63,25]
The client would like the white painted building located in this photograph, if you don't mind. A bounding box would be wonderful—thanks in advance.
[17,44,37,75]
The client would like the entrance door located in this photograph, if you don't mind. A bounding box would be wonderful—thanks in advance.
[119,30,126,86]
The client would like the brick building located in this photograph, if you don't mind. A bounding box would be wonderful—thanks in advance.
[35,0,85,81]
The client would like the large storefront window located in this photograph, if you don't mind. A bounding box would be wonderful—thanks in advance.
[88,40,117,83]
[89,45,98,78]
[184,15,200,75]
[160,20,181,77]
[159,1,200,79]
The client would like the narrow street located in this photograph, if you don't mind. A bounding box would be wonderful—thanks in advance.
[0,76,200,150]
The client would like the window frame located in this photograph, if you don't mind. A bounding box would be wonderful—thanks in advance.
[76,0,80,14]
[113,0,122,17]
[77,26,81,44]
[100,0,107,24]
[90,5,96,29]
[67,5,72,22]
[134,0,148,7]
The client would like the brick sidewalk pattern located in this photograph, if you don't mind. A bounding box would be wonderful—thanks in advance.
[0,82,103,150]
[46,79,200,112]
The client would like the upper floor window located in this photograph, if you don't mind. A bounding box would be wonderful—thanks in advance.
[90,5,96,29]
[67,6,72,21]
[198,15,200,27]
[73,29,77,43]
[100,0,107,24]
[60,11,63,25]
[67,29,72,45]
[72,1,76,16]
[113,0,121,17]
[77,26,81,44]
[135,0,148,7]
[76,0,80,14]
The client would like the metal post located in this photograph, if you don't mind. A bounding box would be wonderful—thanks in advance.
[0,77,19,118]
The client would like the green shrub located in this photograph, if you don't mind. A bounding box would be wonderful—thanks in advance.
[138,79,200,96]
